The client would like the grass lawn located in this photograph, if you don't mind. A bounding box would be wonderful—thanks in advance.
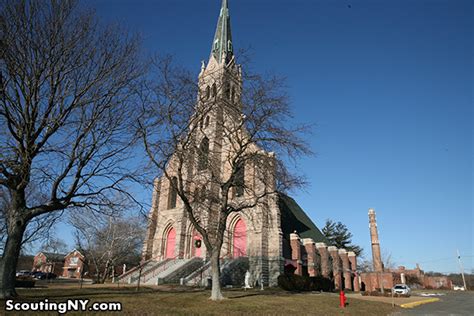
[2,285,401,315]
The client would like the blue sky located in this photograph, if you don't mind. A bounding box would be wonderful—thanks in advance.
[50,0,473,273]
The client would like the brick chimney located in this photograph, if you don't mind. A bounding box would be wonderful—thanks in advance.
[368,208,383,272]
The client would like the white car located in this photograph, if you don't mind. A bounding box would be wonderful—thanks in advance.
[392,284,411,296]
[453,285,465,291]
[16,270,31,277]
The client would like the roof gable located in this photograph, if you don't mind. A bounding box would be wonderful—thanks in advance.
[278,193,329,244]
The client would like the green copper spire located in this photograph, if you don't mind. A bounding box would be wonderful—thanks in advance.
[211,0,233,64]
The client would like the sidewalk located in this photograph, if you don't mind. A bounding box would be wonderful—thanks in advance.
[346,293,439,308]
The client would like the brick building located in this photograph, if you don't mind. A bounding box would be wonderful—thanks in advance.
[62,249,85,278]
[360,209,453,291]
[32,252,65,276]
[140,0,359,289]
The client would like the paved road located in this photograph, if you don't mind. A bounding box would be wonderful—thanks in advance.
[393,292,474,316]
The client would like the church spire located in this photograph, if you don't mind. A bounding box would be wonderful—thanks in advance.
[211,0,233,64]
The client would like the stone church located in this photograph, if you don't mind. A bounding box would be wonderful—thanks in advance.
[138,0,359,289]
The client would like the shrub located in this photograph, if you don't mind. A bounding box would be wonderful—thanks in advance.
[15,276,36,288]
[308,276,333,292]
[278,274,333,292]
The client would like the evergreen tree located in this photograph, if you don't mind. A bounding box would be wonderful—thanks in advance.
[322,219,363,256]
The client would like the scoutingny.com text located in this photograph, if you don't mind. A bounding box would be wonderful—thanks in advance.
[5,298,122,313]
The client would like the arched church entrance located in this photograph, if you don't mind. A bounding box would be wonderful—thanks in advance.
[164,227,176,259]
[232,218,247,257]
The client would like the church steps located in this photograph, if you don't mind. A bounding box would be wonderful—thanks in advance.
[116,259,158,284]
[161,257,204,284]
[130,259,172,284]
[144,258,198,285]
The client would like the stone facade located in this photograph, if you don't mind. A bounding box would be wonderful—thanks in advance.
[141,0,337,288]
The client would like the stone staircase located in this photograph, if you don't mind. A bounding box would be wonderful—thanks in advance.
[182,260,212,286]
[131,259,173,284]
[182,258,248,287]
[116,259,159,284]
[118,257,250,287]
[220,257,249,287]
[143,258,203,285]
[161,257,204,284]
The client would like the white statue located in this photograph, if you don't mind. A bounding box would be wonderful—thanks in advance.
[244,270,252,289]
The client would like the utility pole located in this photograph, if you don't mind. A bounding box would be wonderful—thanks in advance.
[456,249,467,290]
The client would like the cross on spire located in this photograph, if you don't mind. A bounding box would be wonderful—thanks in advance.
[211,0,233,64]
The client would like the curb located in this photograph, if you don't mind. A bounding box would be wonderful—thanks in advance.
[400,298,440,308]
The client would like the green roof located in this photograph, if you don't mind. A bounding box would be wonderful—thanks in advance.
[211,0,233,64]
[279,193,329,244]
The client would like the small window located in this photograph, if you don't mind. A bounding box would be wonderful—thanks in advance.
[194,187,200,203]
[200,185,206,202]
[227,40,233,51]
[225,84,231,100]
[168,177,178,209]
[205,86,210,100]
[235,163,244,197]
[205,116,210,127]
[200,119,203,129]
[212,83,217,97]
[231,87,235,103]
[198,137,209,171]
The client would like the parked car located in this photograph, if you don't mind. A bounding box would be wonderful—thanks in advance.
[32,271,47,280]
[392,284,411,296]
[45,272,57,279]
[453,285,465,291]
[16,270,32,277]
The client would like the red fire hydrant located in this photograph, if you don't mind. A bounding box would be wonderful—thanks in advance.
[339,290,347,308]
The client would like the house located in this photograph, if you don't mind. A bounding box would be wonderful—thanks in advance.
[32,252,65,276]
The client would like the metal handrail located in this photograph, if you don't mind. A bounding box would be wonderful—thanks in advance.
[118,259,154,280]
[141,256,181,284]
[183,260,210,282]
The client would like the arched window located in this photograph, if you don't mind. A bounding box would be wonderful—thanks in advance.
[212,83,217,97]
[232,218,247,257]
[205,86,210,100]
[235,163,244,197]
[198,137,209,171]
[168,177,178,209]
[205,116,210,127]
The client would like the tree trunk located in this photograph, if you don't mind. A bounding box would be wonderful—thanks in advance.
[101,261,110,284]
[0,217,27,299]
[209,250,224,301]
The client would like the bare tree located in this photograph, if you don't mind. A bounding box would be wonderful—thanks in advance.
[70,209,144,284]
[381,249,396,271]
[41,237,68,255]
[138,55,311,300]
[0,0,143,298]
[1,186,62,255]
